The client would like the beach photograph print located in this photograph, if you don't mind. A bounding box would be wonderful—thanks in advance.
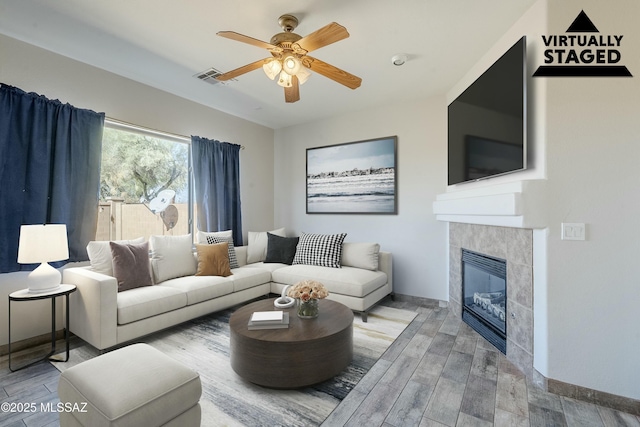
[306,136,397,214]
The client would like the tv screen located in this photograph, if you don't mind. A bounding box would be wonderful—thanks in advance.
[448,36,526,185]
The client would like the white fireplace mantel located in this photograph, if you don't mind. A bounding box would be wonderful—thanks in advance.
[433,180,544,228]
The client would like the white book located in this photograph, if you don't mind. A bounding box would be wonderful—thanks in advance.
[250,310,284,323]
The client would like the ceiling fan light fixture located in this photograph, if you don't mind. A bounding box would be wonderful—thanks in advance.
[282,54,301,75]
[262,58,282,80]
[277,71,293,88]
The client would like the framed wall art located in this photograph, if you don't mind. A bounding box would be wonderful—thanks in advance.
[306,136,397,214]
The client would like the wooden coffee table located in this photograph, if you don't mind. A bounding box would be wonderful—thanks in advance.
[229,298,353,388]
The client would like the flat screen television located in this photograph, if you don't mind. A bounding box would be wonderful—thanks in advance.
[448,36,527,185]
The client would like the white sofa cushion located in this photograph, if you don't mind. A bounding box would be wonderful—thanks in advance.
[341,242,380,271]
[160,275,234,305]
[271,264,387,298]
[117,286,187,325]
[86,237,145,276]
[229,267,273,292]
[150,234,197,283]
[247,228,286,264]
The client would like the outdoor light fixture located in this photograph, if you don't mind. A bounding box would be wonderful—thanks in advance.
[17,224,69,293]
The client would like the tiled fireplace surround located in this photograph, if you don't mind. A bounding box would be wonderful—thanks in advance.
[448,223,534,379]
[447,222,640,415]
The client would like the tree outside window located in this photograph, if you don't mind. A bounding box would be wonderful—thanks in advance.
[97,126,192,240]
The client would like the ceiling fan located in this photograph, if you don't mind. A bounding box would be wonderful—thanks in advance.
[215,14,362,103]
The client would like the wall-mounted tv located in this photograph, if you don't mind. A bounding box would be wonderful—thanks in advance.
[448,36,527,185]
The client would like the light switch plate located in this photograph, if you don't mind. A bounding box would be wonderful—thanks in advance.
[562,223,586,240]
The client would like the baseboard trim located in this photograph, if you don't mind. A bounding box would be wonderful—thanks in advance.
[0,330,66,357]
[545,375,640,416]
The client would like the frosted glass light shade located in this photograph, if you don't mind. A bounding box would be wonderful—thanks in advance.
[282,55,301,75]
[262,59,282,80]
[297,67,311,85]
[277,71,293,88]
[18,224,69,293]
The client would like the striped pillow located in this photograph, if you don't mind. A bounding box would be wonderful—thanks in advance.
[293,232,347,268]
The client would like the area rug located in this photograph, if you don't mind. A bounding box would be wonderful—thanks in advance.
[52,304,416,427]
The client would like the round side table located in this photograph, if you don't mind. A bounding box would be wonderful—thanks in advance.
[8,284,77,372]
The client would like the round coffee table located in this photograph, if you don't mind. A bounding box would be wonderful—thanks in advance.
[229,298,353,388]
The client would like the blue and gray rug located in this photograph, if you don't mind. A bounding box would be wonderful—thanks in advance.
[53,304,416,426]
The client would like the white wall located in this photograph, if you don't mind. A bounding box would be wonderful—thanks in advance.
[0,34,275,346]
[274,97,449,300]
[442,0,640,401]
[539,0,640,400]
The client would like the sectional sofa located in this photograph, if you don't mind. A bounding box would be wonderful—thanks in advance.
[62,230,393,351]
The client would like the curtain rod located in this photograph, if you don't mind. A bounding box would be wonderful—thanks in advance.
[105,117,245,149]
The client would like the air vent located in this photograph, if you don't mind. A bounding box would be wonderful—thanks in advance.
[193,67,229,85]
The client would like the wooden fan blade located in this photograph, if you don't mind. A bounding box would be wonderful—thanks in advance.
[284,75,300,103]
[217,31,281,52]
[215,58,268,81]
[295,22,349,53]
[305,56,362,89]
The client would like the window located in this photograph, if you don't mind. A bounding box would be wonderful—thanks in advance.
[96,120,193,241]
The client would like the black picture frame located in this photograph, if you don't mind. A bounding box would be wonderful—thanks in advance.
[306,136,397,214]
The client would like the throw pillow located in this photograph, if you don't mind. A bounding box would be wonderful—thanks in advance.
[109,241,153,292]
[87,237,145,276]
[264,233,299,265]
[195,243,232,277]
[247,227,286,264]
[205,234,239,269]
[341,242,380,271]
[196,229,232,244]
[149,234,197,283]
[293,232,347,268]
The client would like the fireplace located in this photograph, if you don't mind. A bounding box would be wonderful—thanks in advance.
[462,249,507,354]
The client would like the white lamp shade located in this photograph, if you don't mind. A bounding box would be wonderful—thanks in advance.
[18,224,69,263]
[18,224,69,293]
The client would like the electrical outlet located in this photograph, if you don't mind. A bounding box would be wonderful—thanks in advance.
[562,223,586,241]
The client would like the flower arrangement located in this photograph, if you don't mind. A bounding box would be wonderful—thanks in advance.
[287,280,329,301]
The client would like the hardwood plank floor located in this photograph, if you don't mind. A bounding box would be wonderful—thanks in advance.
[1,297,639,426]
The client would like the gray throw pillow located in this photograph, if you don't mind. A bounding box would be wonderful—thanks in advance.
[264,233,299,265]
[110,241,153,292]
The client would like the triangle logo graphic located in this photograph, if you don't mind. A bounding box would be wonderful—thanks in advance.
[533,10,632,77]
[566,10,599,33]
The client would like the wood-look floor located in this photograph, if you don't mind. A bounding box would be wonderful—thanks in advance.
[1,297,639,427]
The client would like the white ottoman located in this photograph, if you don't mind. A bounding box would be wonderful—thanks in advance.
[58,343,201,427]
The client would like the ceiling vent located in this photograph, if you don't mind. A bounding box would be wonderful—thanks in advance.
[194,67,233,85]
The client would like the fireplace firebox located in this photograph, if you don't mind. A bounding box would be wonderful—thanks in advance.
[461,249,507,354]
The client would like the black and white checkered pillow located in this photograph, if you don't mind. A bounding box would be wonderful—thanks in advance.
[206,235,239,269]
[293,232,347,268]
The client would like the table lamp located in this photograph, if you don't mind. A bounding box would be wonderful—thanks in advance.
[17,224,69,293]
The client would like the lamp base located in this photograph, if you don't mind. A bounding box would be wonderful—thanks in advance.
[27,262,62,293]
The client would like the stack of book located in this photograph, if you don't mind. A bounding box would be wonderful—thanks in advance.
[248,310,290,330]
